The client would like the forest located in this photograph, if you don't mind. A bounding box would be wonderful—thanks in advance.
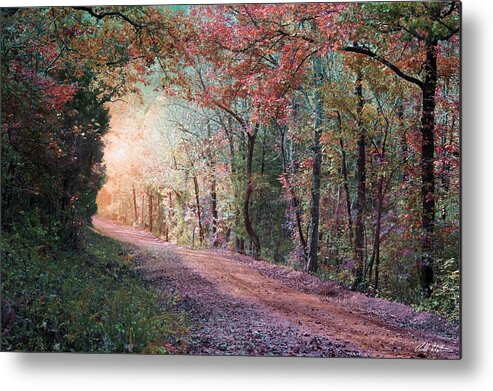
[1,2,460,356]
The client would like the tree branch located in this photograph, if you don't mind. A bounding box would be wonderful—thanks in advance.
[344,45,424,90]
[72,6,144,30]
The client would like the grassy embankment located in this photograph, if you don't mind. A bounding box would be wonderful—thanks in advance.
[1,222,188,353]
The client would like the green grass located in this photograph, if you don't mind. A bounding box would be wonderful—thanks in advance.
[1,225,189,353]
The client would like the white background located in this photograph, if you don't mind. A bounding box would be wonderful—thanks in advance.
[1,0,491,390]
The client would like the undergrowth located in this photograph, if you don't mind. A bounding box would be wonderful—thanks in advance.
[413,258,460,322]
[1,223,189,353]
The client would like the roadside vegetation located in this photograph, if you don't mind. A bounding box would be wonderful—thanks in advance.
[1,218,188,353]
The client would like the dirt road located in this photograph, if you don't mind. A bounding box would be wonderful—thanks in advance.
[92,216,460,359]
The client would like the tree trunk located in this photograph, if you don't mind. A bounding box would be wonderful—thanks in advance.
[148,191,153,233]
[306,130,321,273]
[206,122,219,247]
[306,55,324,273]
[368,174,384,291]
[419,41,438,297]
[222,114,244,253]
[337,112,353,248]
[132,186,138,224]
[157,193,162,236]
[340,137,353,248]
[164,192,172,242]
[236,237,245,254]
[141,193,145,226]
[210,177,218,247]
[292,190,307,251]
[244,129,261,259]
[193,175,204,245]
[354,74,366,287]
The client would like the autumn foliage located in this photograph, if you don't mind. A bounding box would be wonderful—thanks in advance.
[2,3,460,321]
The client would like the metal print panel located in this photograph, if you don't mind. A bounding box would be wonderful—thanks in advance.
[1,1,461,358]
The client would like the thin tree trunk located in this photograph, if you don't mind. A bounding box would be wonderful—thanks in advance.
[440,112,451,220]
[148,191,153,233]
[292,191,307,250]
[306,55,324,273]
[336,112,353,248]
[141,193,145,226]
[210,177,218,247]
[236,237,245,254]
[164,192,172,242]
[222,114,244,252]
[193,175,204,245]
[132,186,138,224]
[306,128,321,273]
[368,174,384,291]
[206,122,219,247]
[244,128,261,259]
[340,137,353,248]
[157,193,162,236]
[354,74,366,287]
[260,128,266,175]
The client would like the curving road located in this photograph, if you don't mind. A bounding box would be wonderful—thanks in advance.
[92,215,460,359]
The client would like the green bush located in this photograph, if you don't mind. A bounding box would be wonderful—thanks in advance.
[1,226,188,353]
[416,257,460,322]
